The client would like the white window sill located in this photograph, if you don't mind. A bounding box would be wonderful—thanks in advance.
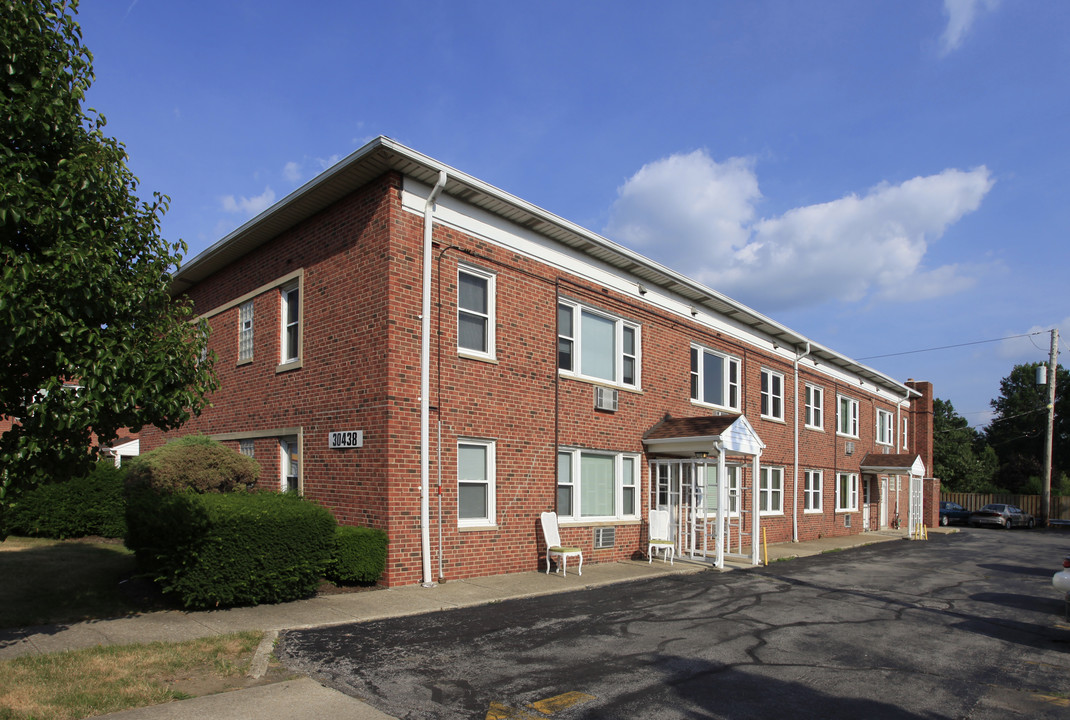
[559,518,641,528]
[276,359,303,373]
[458,524,498,532]
[690,399,740,413]
[458,350,498,364]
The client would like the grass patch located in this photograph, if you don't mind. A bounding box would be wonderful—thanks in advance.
[0,631,264,720]
[0,536,146,628]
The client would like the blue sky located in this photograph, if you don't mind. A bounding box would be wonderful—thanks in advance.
[76,0,1068,428]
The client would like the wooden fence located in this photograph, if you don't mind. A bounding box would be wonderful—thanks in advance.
[941,492,1070,520]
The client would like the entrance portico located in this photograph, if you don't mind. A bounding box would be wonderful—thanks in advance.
[643,415,765,568]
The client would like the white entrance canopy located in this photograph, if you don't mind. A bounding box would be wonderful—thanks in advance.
[860,453,927,536]
[643,414,765,458]
[643,415,765,568]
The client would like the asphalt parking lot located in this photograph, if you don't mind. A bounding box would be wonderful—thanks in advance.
[280,529,1070,719]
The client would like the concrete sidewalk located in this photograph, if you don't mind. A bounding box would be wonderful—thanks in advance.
[1,528,940,718]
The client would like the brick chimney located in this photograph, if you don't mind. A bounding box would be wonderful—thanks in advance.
[905,379,934,476]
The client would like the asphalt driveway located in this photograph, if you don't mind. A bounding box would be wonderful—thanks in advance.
[280,529,1070,719]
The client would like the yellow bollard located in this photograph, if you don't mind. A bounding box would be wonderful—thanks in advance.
[763,527,768,566]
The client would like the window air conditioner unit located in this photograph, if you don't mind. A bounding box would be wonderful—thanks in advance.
[595,386,619,412]
[845,441,855,456]
[594,527,615,549]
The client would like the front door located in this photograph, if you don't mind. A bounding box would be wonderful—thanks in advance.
[880,479,889,529]
[862,477,872,531]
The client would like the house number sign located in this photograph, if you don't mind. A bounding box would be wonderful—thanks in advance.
[329,431,363,449]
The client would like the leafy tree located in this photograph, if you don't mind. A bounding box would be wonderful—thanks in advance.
[933,398,998,492]
[984,362,1069,494]
[0,0,216,519]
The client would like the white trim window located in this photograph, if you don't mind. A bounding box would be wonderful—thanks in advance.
[837,395,859,438]
[557,301,640,389]
[239,438,255,458]
[804,469,823,512]
[280,436,299,493]
[238,300,254,363]
[690,345,740,411]
[280,283,301,365]
[901,417,909,451]
[557,448,640,521]
[836,472,859,512]
[458,439,496,527]
[703,464,741,516]
[759,466,784,515]
[457,265,495,359]
[761,369,785,421]
[805,384,824,429]
[876,409,894,446]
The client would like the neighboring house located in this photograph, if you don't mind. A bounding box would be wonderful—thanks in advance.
[142,137,937,587]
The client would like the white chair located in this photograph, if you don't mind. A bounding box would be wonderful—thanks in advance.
[540,511,582,576]
[648,509,675,565]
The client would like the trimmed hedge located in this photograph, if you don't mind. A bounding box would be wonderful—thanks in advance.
[6,462,127,539]
[125,435,260,494]
[326,525,388,584]
[125,490,335,609]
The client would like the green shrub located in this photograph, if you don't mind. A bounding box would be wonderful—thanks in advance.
[326,525,388,584]
[125,490,336,609]
[125,435,260,494]
[6,462,127,538]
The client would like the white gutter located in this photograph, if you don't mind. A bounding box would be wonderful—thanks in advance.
[420,170,448,588]
[792,342,812,543]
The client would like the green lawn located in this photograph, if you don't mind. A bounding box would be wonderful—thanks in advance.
[0,536,145,629]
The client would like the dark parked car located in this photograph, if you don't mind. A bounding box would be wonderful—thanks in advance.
[969,503,1035,529]
[939,501,971,526]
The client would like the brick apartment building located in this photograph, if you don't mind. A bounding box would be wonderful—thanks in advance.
[142,137,937,587]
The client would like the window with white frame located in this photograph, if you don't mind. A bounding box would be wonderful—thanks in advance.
[759,466,784,515]
[804,469,823,512]
[805,384,824,429]
[556,448,640,521]
[837,395,859,437]
[761,369,785,421]
[238,300,254,362]
[280,283,301,365]
[836,472,858,511]
[458,439,496,527]
[690,345,740,410]
[704,464,741,515]
[876,409,894,446]
[457,265,495,359]
[557,301,640,388]
[280,436,299,493]
[901,417,909,450]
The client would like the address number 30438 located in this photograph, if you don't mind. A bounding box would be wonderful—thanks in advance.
[329,431,363,449]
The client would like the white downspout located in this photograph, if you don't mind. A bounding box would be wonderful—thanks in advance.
[420,171,448,588]
[792,342,811,543]
[714,440,726,570]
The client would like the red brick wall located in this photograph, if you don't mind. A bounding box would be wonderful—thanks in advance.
[146,172,925,586]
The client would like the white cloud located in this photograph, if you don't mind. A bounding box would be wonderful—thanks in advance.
[940,0,1000,56]
[221,186,276,216]
[997,319,1070,361]
[283,161,302,183]
[605,150,994,313]
[317,154,342,171]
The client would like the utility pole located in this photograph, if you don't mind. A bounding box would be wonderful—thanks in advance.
[1041,328,1058,528]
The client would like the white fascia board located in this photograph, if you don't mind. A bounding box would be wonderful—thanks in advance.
[404,180,794,361]
[404,177,909,400]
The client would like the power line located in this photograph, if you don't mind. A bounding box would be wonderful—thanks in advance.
[856,331,1048,361]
